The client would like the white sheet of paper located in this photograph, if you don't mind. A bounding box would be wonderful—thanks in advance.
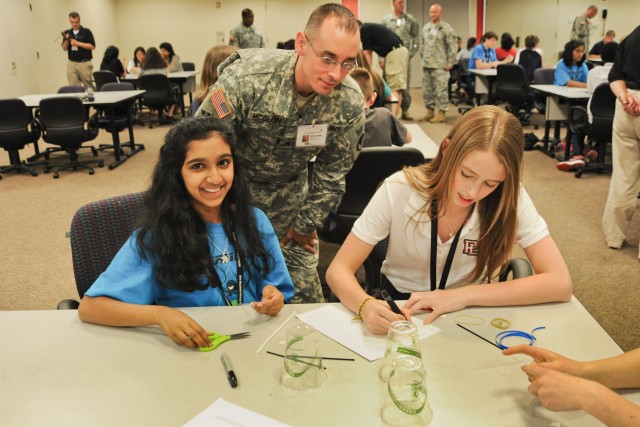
[296,305,440,361]
[184,398,291,427]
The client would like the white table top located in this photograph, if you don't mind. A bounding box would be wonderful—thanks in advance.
[469,68,497,76]
[530,84,591,99]
[404,123,439,160]
[1,298,637,426]
[124,71,198,80]
[19,90,145,108]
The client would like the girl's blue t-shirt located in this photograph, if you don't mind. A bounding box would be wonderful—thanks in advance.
[553,60,589,86]
[85,208,294,306]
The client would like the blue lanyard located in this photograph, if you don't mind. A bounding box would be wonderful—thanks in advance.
[569,65,580,81]
[483,47,491,63]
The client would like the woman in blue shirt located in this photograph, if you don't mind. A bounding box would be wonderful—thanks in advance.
[554,40,588,87]
[79,117,294,349]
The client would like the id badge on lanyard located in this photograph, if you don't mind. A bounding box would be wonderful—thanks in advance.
[295,123,328,148]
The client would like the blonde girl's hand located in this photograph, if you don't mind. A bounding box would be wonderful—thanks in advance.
[360,298,406,335]
[403,288,470,324]
[155,306,211,349]
[251,285,284,316]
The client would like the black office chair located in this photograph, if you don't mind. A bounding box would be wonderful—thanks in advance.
[0,99,46,178]
[90,82,145,164]
[532,68,555,113]
[38,97,103,178]
[319,146,424,297]
[138,74,176,128]
[182,62,195,71]
[448,63,460,101]
[496,64,538,129]
[58,192,145,309]
[569,83,616,178]
[456,58,475,115]
[93,70,119,91]
[57,85,85,94]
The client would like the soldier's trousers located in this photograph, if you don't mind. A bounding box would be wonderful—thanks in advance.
[422,67,450,111]
[249,177,325,304]
[401,65,412,112]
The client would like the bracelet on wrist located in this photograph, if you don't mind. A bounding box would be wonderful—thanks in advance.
[353,296,375,321]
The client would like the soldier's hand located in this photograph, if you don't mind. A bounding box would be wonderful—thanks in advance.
[280,227,317,254]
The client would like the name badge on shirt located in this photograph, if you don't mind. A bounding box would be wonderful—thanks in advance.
[429,28,439,37]
[72,46,78,51]
[396,18,406,27]
[295,124,328,148]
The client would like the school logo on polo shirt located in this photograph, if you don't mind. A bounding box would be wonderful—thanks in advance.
[462,239,478,256]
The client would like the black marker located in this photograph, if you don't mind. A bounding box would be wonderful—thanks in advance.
[220,352,238,388]
[380,289,402,315]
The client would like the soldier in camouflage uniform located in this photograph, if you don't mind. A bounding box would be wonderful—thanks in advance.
[229,9,264,49]
[381,0,420,121]
[197,4,364,303]
[420,4,457,124]
[570,5,598,51]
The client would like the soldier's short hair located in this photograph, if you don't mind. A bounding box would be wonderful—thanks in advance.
[305,3,359,38]
[350,67,374,101]
[605,30,616,37]
[69,11,80,19]
[241,9,253,19]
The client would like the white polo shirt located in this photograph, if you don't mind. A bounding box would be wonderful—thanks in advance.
[352,171,549,293]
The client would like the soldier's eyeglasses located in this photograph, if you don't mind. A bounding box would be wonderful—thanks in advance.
[304,34,358,71]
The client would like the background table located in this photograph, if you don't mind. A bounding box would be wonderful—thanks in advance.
[19,90,145,169]
[1,298,638,426]
[469,68,497,105]
[125,71,198,116]
[404,123,439,160]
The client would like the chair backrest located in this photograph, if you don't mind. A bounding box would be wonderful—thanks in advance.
[101,82,135,92]
[38,97,95,148]
[57,85,85,94]
[70,192,145,298]
[320,147,424,243]
[496,64,528,107]
[589,83,616,143]
[138,74,172,108]
[182,62,195,71]
[0,98,40,150]
[533,68,555,85]
[93,70,119,91]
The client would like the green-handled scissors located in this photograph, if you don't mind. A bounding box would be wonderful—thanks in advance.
[198,331,251,352]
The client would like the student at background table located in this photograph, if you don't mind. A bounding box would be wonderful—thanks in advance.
[126,46,145,75]
[554,40,588,88]
[468,31,513,70]
[78,118,294,349]
[99,45,125,79]
[326,105,572,334]
[495,32,516,62]
[504,345,640,426]
[160,42,183,73]
[191,44,238,116]
[349,67,412,148]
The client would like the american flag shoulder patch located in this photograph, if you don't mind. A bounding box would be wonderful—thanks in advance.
[210,88,232,118]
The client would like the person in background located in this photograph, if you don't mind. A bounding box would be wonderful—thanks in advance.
[356,50,393,108]
[468,31,513,70]
[100,45,125,79]
[160,42,183,73]
[570,5,598,50]
[350,67,412,148]
[518,35,543,83]
[495,32,516,62]
[141,47,176,119]
[588,30,616,61]
[504,345,640,426]
[557,41,618,172]
[191,44,239,116]
[326,106,572,334]
[359,20,409,119]
[602,24,640,256]
[419,3,457,124]
[127,46,146,75]
[380,0,420,121]
[554,40,588,88]
[61,11,95,89]
[229,8,265,49]
[78,118,294,349]
[456,37,476,62]
[196,3,365,303]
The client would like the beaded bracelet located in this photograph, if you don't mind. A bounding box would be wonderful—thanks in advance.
[353,296,376,321]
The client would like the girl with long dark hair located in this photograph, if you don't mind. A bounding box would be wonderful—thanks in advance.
[79,117,294,348]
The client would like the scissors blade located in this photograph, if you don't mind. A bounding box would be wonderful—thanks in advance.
[229,332,251,339]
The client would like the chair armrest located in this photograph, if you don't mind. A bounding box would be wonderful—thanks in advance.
[568,105,589,133]
[57,299,80,310]
[498,258,533,282]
